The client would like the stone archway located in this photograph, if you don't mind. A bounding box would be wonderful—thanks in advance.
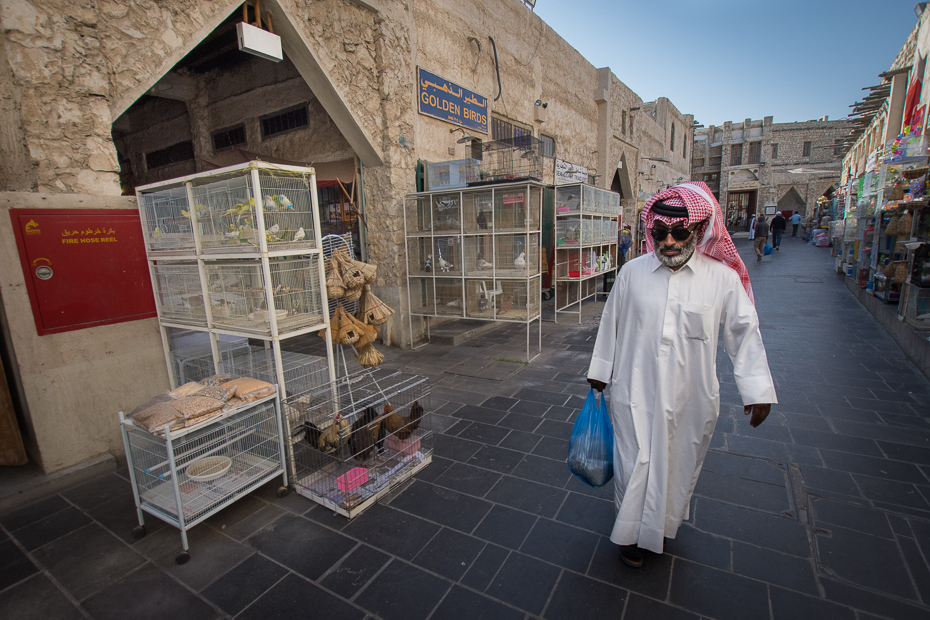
[778,186,806,214]
[611,151,633,200]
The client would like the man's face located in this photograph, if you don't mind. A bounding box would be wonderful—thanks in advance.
[652,221,701,269]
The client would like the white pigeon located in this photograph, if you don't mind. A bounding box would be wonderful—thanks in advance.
[514,252,526,269]
[437,256,453,271]
[477,258,493,270]
[263,195,277,210]
[276,195,293,209]
[266,223,280,235]
[446,298,462,307]
[293,227,306,241]
[424,254,433,271]
[225,230,240,238]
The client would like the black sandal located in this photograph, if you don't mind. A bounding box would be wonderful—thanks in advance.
[619,545,644,568]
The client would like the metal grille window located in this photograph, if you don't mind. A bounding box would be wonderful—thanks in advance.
[730,144,743,166]
[261,104,309,139]
[539,134,555,158]
[748,141,761,164]
[705,173,719,183]
[772,143,778,159]
[491,116,531,142]
[145,141,195,170]
[803,141,812,157]
[212,125,246,153]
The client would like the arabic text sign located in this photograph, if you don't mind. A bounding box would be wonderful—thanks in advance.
[418,68,488,134]
[554,158,588,185]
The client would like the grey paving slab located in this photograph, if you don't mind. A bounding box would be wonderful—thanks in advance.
[82,563,220,620]
[411,527,485,581]
[586,536,673,600]
[543,570,628,620]
[460,543,510,591]
[0,574,84,620]
[669,559,770,620]
[622,594,700,620]
[247,513,356,581]
[486,552,561,616]
[201,552,287,616]
[817,524,917,600]
[237,573,365,620]
[354,559,450,620]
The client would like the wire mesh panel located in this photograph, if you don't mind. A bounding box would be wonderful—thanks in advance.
[494,234,539,277]
[137,186,195,255]
[407,237,434,275]
[205,258,324,335]
[495,278,541,321]
[152,263,206,326]
[462,190,494,233]
[404,194,432,234]
[283,371,432,518]
[122,397,283,529]
[162,328,251,387]
[408,277,435,315]
[192,168,317,254]
[465,279,502,318]
[463,235,494,276]
[432,236,462,275]
[435,277,465,316]
[432,193,462,232]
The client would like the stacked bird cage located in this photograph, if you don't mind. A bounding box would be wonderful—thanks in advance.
[204,257,323,335]
[191,167,317,254]
[137,185,195,255]
[150,262,206,327]
[476,135,544,186]
[282,370,432,518]
[493,234,539,277]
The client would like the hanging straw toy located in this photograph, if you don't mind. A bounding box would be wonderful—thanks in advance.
[356,285,394,326]
[325,258,345,299]
[346,255,377,284]
[355,342,384,368]
[334,249,365,289]
[350,313,379,349]
[333,305,360,345]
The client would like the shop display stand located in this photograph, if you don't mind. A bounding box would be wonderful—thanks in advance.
[119,392,286,563]
[552,184,620,324]
[136,162,338,397]
[404,181,544,362]
[899,204,930,328]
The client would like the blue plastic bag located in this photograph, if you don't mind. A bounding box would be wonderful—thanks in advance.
[763,243,773,255]
[567,389,614,487]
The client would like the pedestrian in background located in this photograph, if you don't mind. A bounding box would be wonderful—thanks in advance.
[754,215,769,261]
[789,212,802,237]
[770,211,787,251]
[748,214,757,240]
[587,182,776,569]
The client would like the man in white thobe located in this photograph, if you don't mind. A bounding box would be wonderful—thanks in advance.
[587,182,776,568]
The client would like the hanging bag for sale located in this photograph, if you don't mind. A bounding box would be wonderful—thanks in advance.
[566,388,614,487]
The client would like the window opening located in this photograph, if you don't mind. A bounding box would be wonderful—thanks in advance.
[212,125,246,153]
[730,143,743,167]
[802,141,812,157]
[261,104,310,139]
[145,141,195,170]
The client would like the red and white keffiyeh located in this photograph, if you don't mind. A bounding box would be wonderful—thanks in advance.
[642,182,754,304]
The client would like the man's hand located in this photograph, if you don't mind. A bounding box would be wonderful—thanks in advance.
[744,403,772,428]
[587,378,607,393]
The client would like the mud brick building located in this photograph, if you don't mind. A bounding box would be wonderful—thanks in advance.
[692,117,849,231]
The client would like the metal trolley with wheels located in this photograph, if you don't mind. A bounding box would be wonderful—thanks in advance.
[119,390,287,564]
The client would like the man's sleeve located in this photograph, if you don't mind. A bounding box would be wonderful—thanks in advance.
[587,268,624,384]
[721,274,778,405]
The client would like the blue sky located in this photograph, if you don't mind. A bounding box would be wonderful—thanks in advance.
[533,0,920,127]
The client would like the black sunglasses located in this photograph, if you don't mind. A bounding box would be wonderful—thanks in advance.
[650,226,693,242]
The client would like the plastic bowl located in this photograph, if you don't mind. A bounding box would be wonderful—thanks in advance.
[186,455,232,482]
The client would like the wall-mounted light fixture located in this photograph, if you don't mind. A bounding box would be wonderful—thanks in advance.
[450,127,478,143]
[534,100,549,109]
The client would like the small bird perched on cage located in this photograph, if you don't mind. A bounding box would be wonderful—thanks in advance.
[514,252,526,269]
[276,195,293,210]
[383,401,424,441]
[293,227,306,242]
[266,223,280,235]
[263,195,277,210]
[437,255,453,272]
[477,257,493,270]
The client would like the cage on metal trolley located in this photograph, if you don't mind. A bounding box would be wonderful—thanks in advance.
[119,391,287,564]
[282,370,432,518]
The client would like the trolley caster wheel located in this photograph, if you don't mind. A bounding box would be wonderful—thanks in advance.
[175,551,190,565]
[276,486,290,498]
[131,525,146,541]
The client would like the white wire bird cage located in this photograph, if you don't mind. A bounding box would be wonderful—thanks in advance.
[137,186,196,256]
[204,257,324,336]
[119,392,286,563]
[282,370,432,518]
[150,262,207,327]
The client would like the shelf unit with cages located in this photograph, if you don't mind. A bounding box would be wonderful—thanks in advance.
[282,370,432,518]
[553,184,620,324]
[119,392,286,563]
[136,162,337,398]
[404,181,543,362]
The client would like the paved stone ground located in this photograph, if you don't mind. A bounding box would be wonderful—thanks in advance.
[2,235,930,620]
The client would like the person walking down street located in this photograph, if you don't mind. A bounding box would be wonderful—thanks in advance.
[754,215,769,261]
[770,212,787,251]
[586,182,776,569]
[748,215,756,240]
[789,212,802,237]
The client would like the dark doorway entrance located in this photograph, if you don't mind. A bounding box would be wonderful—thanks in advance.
[725,190,757,232]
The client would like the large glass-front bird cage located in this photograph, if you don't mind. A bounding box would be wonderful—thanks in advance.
[136,162,337,398]
[404,181,543,362]
[553,183,620,323]
[476,136,544,186]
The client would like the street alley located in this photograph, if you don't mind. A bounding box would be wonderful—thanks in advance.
[1,235,929,620]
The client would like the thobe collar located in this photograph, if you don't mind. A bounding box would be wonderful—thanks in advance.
[647,249,702,274]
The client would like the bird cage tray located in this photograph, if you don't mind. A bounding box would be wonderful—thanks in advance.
[282,370,433,518]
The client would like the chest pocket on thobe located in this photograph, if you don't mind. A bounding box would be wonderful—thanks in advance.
[681,303,713,341]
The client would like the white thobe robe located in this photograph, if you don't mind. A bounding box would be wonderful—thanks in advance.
[587,251,776,554]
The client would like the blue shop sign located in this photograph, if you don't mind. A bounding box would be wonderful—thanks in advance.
[418,67,488,134]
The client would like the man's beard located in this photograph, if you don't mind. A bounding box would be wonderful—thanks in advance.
[655,232,698,268]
